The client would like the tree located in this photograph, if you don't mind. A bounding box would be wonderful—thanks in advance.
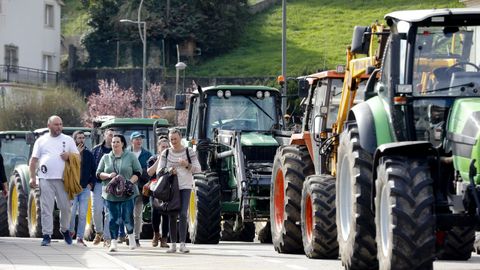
[82,79,141,126]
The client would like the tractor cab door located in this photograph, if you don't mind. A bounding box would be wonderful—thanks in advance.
[310,78,343,175]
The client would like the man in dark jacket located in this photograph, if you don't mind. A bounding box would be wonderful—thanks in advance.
[129,131,152,247]
[69,130,96,246]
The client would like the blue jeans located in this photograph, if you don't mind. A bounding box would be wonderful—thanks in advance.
[92,182,110,240]
[106,199,135,240]
[69,188,90,238]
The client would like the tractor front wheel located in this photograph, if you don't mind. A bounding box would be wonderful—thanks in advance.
[188,172,221,244]
[8,171,29,237]
[270,145,313,254]
[301,175,338,259]
[437,226,475,260]
[27,189,42,238]
[375,156,435,270]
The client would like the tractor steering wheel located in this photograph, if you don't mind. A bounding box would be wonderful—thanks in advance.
[447,61,480,73]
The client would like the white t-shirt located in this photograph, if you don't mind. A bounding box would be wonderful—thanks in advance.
[31,133,79,179]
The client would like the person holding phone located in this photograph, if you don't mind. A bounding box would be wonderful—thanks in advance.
[69,130,96,246]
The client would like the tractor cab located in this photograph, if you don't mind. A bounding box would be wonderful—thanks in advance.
[0,131,31,176]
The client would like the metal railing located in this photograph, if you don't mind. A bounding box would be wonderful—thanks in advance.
[0,65,59,86]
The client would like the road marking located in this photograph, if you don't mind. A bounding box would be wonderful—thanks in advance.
[286,264,308,270]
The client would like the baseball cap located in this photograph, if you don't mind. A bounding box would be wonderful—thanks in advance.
[130,131,145,140]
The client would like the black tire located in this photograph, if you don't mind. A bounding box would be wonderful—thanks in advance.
[27,189,42,238]
[437,226,475,260]
[188,172,221,244]
[239,222,255,242]
[258,222,272,244]
[375,156,435,270]
[141,222,153,239]
[221,219,255,242]
[221,219,239,241]
[336,123,377,269]
[270,145,314,254]
[7,171,29,237]
[0,195,9,236]
[301,175,338,259]
[52,209,62,239]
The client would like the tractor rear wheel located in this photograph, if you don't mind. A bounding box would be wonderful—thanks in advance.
[188,172,221,244]
[27,189,42,238]
[336,123,377,269]
[375,156,435,270]
[437,226,475,260]
[301,175,338,259]
[0,195,9,236]
[270,145,314,254]
[8,171,29,237]
[221,219,255,242]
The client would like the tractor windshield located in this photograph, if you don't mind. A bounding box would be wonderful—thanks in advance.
[206,95,277,138]
[412,25,480,97]
[0,138,30,175]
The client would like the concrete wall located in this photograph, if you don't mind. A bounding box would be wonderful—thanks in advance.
[0,0,62,72]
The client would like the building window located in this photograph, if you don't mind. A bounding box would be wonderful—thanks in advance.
[44,4,54,27]
[42,54,53,71]
[4,45,18,72]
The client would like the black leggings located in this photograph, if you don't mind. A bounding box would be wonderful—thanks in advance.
[151,205,169,237]
[169,189,191,243]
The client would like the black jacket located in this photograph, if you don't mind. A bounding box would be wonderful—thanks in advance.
[79,149,97,189]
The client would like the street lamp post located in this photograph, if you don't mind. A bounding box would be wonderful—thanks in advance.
[120,19,147,118]
[175,61,187,125]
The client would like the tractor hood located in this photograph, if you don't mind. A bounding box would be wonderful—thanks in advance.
[447,98,480,184]
[240,132,279,147]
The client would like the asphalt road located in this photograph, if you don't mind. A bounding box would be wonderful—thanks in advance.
[105,240,480,270]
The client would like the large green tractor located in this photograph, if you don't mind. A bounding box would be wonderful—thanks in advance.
[0,131,32,237]
[334,8,480,270]
[175,85,286,244]
[90,117,170,239]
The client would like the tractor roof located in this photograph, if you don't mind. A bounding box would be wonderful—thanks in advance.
[0,131,30,138]
[194,85,280,95]
[385,8,480,24]
[34,127,91,136]
[298,70,370,85]
[100,118,169,129]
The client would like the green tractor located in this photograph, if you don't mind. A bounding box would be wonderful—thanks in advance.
[0,131,32,237]
[334,8,480,269]
[175,85,286,244]
[90,117,170,239]
[8,127,91,238]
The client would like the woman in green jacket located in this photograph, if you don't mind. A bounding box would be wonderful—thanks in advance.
[96,134,141,252]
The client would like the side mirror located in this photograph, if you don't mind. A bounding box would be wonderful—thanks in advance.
[351,26,371,55]
[365,69,380,99]
[174,94,186,110]
[298,79,309,98]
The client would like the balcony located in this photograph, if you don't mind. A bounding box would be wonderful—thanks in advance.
[0,65,59,86]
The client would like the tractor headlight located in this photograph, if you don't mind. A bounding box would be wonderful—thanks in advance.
[225,90,232,98]
[217,90,224,98]
[256,91,263,99]
[264,91,270,98]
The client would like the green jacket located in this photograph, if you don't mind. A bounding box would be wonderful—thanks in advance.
[96,150,142,202]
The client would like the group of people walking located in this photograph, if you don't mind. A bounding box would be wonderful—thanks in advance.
[27,115,200,253]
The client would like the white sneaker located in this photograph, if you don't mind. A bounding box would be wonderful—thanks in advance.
[109,239,118,252]
[166,243,176,253]
[128,234,136,250]
[179,243,190,253]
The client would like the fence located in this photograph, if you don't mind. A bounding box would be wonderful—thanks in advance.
[0,65,59,86]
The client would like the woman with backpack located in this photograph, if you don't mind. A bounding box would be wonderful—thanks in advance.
[157,128,201,253]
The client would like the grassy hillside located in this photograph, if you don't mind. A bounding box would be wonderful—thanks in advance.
[62,0,463,77]
[188,0,463,77]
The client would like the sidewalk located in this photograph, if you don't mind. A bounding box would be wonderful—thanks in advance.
[0,237,137,270]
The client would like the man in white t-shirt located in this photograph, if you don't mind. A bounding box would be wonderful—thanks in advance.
[29,115,79,246]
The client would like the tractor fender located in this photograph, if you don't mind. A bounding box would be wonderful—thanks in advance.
[371,141,438,211]
[349,102,377,154]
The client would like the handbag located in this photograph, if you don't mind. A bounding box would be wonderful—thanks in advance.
[152,169,175,201]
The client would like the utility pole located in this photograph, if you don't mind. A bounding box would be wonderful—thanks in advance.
[281,0,287,114]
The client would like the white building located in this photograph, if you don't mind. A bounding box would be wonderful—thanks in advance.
[0,0,63,83]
